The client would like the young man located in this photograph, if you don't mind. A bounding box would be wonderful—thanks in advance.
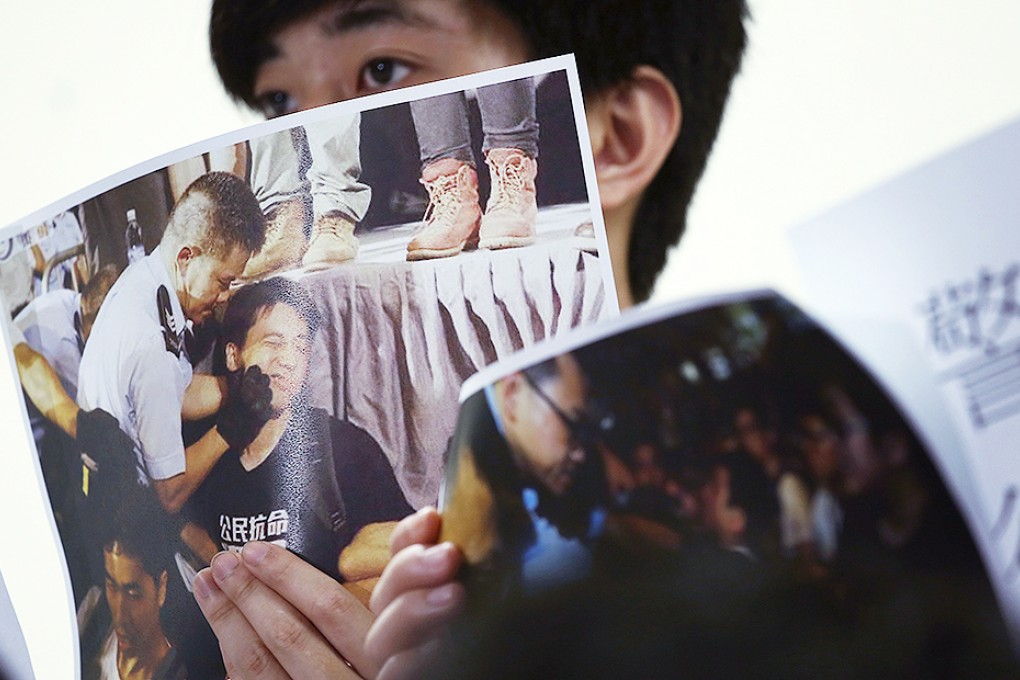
[79,498,187,680]
[209,0,749,306]
[188,277,412,583]
[194,1,749,676]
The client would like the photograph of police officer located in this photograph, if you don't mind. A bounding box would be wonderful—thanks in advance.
[77,171,266,518]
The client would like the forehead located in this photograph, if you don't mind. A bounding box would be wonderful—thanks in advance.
[246,302,310,339]
[104,547,149,584]
[254,0,529,102]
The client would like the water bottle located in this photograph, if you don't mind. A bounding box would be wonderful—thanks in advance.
[125,208,145,264]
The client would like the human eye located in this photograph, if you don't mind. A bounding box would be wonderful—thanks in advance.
[358,57,413,92]
[256,90,297,119]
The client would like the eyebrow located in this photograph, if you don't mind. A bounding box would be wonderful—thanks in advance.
[324,0,439,36]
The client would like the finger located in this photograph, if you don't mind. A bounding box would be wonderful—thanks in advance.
[365,581,465,663]
[375,639,444,680]
[389,507,442,555]
[369,542,462,615]
[210,550,362,680]
[193,568,290,680]
[239,542,379,678]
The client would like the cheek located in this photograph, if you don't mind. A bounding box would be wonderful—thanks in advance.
[532,417,569,468]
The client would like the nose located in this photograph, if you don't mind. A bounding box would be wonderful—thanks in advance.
[108,592,123,622]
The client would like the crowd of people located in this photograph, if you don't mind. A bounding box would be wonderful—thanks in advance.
[437,299,1016,676]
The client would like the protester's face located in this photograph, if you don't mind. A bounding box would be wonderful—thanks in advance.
[798,415,841,483]
[104,547,166,657]
[735,408,774,462]
[506,355,589,496]
[232,303,312,413]
[179,244,249,324]
[252,0,531,117]
[632,444,666,489]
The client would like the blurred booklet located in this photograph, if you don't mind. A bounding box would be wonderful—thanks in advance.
[439,119,1020,671]
[0,56,615,679]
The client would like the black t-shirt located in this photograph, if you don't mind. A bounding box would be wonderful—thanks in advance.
[189,406,412,579]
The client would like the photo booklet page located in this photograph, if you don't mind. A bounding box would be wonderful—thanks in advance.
[438,288,1018,676]
[0,56,617,679]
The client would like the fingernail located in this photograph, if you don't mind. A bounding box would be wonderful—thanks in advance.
[427,582,457,606]
[211,551,239,580]
[422,543,452,569]
[193,571,212,600]
[243,541,269,566]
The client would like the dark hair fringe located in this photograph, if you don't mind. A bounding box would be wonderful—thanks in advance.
[209,0,749,301]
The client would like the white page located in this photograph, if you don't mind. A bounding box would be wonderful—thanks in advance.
[790,117,1020,641]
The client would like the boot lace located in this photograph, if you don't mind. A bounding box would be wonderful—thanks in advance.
[421,168,466,227]
[487,153,528,212]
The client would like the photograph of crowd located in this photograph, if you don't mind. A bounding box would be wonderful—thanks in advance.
[0,63,613,678]
[440,293,1015,675]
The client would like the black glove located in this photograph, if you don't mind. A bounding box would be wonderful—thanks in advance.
[217,365,274,451]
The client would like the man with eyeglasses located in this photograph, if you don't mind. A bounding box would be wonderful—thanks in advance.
[469,352,610,595]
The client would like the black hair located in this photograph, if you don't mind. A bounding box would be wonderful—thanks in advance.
[220,277,322,354]
[208,0,749,301]
[169,171,267,256]
[100,493,173,582]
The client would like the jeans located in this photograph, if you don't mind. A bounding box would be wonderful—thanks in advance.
[410,77,539,169]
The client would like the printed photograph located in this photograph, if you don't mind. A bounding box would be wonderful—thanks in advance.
[0,61,614,678]
[440,292,1013,673]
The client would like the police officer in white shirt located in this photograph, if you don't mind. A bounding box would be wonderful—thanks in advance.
[78,172,267,514]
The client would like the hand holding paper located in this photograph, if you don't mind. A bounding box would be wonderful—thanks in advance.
[194,541,378,679]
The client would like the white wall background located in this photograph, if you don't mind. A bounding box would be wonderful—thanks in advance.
[1,1,1019,677]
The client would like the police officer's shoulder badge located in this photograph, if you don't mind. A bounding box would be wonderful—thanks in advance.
[157,285,182,357]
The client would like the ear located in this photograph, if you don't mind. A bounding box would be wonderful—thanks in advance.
[224,342,241,372]
[586,65,682,211]
[176,245,196,270]
[498,373,526,425]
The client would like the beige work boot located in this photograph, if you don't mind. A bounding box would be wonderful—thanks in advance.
[406,159,482,261]
[241,199,308,281]
[478,148,537,250]
[302,211,358,269]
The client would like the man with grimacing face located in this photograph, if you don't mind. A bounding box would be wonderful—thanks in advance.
[188,277,412,583]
